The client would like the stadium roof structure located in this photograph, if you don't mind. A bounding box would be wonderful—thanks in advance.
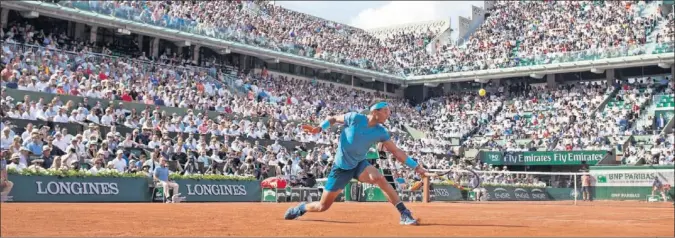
[5,1,673,86]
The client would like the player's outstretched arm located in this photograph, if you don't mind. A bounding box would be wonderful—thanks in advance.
[312,113,349,133]
[323,114,347,126]
[380,140,426,175]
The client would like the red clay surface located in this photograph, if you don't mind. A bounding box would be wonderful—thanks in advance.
[1,201,673,237]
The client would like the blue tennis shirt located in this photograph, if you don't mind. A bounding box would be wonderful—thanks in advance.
[334,112,390,170]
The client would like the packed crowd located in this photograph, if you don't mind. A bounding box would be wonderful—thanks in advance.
[47,0,672,76]
[654,11,675,43]
[409,1,667,75]
[0,120,338,182]
[0,21,454,154]
[464,81,612,151]
[624,133,675,165]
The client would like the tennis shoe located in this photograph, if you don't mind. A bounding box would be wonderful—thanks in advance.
[284,202,307,220]
[400,210,419,225]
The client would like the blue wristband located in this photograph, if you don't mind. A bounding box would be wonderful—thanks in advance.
[320,120,331,130]
[405,157,419,169]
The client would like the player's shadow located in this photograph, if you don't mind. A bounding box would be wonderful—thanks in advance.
[302,219,358,224]
[420,223,526,228]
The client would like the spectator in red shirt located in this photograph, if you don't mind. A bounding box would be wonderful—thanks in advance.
[121,89,133,102]
[198,121,209,134]
[69,86,79,96]
[55,84,66,95]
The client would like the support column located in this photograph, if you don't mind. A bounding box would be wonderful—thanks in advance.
[546,74,557,89]
[351,75,355,87]
[0,8,9,29]
[672,65,674,80]
[74,23,85,41]
[422,85,429,100]
[383,82,388,93]
[152,37,160,59]
[89,25,98,44]
[239,55,248,69]
[193,45,200,65]
[176,46,183,57]
[605,68,615,81]
[137,35,144,52]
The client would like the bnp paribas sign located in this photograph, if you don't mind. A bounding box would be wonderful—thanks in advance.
[480,151,608,166]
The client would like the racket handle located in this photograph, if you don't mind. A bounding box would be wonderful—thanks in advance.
[423,172,438,177]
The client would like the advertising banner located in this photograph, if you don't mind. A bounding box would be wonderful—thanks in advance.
[429,184,464,201]
[546,188,578,201]
[362,184,388,202]
[174,179,261,202]
[6,175,150,202]
[398,190,423,202]
[262,187,339,203]
[480,151,608,165]
[590,165,674,201]
[484,186,550,201]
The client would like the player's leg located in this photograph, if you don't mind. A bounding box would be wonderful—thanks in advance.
[284,165,349,220]
[0,181,13,202]
[357,164,401,205]
[305,189,342,212]
[582,187,588,201]
[356,162,418,225]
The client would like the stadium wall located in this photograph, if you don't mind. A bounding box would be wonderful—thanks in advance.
[6,174,581,203]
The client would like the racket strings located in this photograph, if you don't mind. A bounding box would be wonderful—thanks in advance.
[434,169,482,189]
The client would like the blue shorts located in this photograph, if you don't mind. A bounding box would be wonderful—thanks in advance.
[324,160,371,192]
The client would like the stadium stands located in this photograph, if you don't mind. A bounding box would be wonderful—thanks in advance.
[13,0,671,77]
[1,0,673,192]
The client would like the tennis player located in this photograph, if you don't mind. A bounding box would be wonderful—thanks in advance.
[284,102,426,225]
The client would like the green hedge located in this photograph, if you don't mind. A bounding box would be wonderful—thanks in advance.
[8,168,256,181]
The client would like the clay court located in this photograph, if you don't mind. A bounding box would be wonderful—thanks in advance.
[2,201,673,237]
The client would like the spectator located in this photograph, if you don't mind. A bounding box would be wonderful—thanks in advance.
[581,172,593,202]
[40,146,54,169]
[7,153,26,172]
[153,158,180,203]
[89,158,104,175]
[111,150,127,173]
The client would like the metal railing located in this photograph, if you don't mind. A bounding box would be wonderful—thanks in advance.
[406,42,675,76]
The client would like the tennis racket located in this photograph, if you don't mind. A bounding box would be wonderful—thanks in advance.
[409,168,481,191]
[424,168,482,190]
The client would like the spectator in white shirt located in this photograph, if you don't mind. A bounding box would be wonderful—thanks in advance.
[7,154,26,172]
[52,132,69,151]
[1,128,13,150]
[147,135,162,149]
[61,148,79,168]
[20,124,34,142]
[88,158,105,175]
[111,150,127,173]
[100,108,114,126]
[53,107,69,123]
[85,110,99,123]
